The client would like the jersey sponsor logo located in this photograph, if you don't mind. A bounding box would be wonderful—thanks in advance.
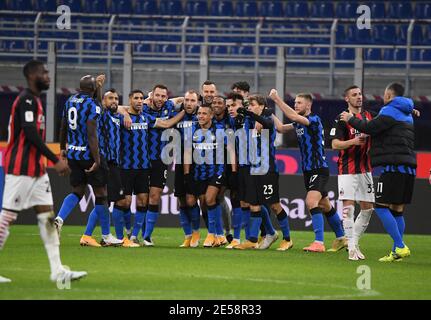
[177,121,194,129]
[110,116,121,126]
[25,111,34,122]
[70,97,85,104]
[296,127,304,136]
[68,145,87,151]
[192,142,218,150]
[96,106,101,114]
[130,122,148,130]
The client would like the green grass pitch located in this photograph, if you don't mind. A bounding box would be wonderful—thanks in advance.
[1,225,430,300]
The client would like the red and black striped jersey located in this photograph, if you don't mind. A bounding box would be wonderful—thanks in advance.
[4,89,47,177]
[330,110,375,175]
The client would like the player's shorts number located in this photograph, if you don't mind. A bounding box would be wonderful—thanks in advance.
[263,184,273,195]
[68,107,78,130]
[164,170,168,180]
[367,183,374,194]
[376,182,383,194]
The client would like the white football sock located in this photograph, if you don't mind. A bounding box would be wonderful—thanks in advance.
[0,210,18,250]
[342,205,355,251]
[37,212,62,276]
[353,209,373,246]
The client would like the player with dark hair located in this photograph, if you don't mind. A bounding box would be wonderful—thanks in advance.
[174,90,200,247]
[184,104,229,247]
[231,81,250,98]
[141,84,182,246]
[234,95,292,251]
[201,80,217,106]
[55,74,123,247]
[340,82,416,262]
[330,85,375,260]
[270,89,346,253]
[0,60,86,283]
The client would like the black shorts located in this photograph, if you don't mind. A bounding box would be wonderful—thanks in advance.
[68,158,108,188]
[121,168,149,195]
[238,166,250,201]
[174,164,186,197]
[375,171,415,205]
[107,162,125,203]
[303,168,330,198]
[149,160,168,189]
[190,175,226,197]
[244,171,280,206]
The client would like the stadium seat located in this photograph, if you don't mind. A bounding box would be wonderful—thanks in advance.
[306,47,329,56]
[370,2,386,19]
[394,48,407,61]
[411,49,422,61]
[388,2,413,19]
[83,43,102,52]
[210,1,234,16]
[8,0,32,11]
[83,0,107,14]
[399,24,424,45]
[415,2,431,19]
[365,48,381,60]
[310,1,334,18]
[185,1,208,16]
[8,40,26,51]
[336,48,355,60]
[156,44,178,54]
[134,43,152,54]
[58,0,82,12]
[424,25,431,45]
[210,46,228,55]
[57,42,77,52]
[135,0,158,15]
[34,0,57,11]
[236,1,258,17]
[421,49,431,61]
[160,0,183,15]
[356,28,372,44]
[294,1,309,17]
[260,1,283,17]
[335,24,346,43]
[382,49,395,61]
[260,46,277,55]
[111,0,132,14]
[187,45,201,54]
[335,1,357,18]
[380,24,397,44]
[231,46,253,55]
[287,47,304,56]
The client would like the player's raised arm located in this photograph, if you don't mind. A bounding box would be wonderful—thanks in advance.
[154,110,185,129]
[340,112,393,136]
[272,114,294,133]
[269,89,310,126]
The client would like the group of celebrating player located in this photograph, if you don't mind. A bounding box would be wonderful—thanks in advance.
[0,60,418,283]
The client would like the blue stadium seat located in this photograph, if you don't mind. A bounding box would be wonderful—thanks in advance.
[421,49,431,61]
[231,46,253,55]
[311,1,334,18]
[415,2,431,19]
[383,49,395,61]
[394,48,406,61]
[134,43,152,53]
[58,0,82,12]
[210,1,234,16]
[307,47,329,55]
[135,1,158,15]
[399,24,424,45]
[8,0,32,11]
[336,48,354,60]
[412,49,422,61]
[8,40,26,51]
[83,0,107,14]
[380,24,397,44]
[187,45,201,54]
[35,0,57,11]
[236,1,258,17]
[156,44,178,53]
[294,1,309,17]
[260,46,277,55]
[287,47,304,56]
[160,0,183,15]
[185,1,208,16]
[83,43,102,51]
[365,48,381,60]
[57,42,77,52]
[210,46,228,55]
[424,25,431,45]
[111,0,132,14]
[356,28,372,44]
[335,1,357,18]
[370,2,386,19]
[335,24,346,43]
[388,2,413,19]
[260,1,283,17]
[345,25,357,43]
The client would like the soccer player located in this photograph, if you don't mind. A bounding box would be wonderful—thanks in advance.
[142,84,181,246]
[55,75,122,247]
[201,80,217,106]
[340,83,416,262]
[234,95,292,251]
[269,89,346,253]
[184,104,228,247]
[116,90,185,246]
[174,90,200,247]
[231,81,250,103]
[330,86,375,260]
[0,60,86,283]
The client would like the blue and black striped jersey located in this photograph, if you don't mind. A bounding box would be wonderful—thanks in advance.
[189,123,225,181]
[119,112,156,170]
[230,115,252,167]
[63,93,101,161]
[249,115,278,175]
[143,100,177,162]
[101,110,123,164]
[176,111,198,163]
[293,113,328,172]
[383,165,416,176]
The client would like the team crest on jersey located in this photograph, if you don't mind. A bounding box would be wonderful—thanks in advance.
[340,188,344,196]
[296,127,305,136]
